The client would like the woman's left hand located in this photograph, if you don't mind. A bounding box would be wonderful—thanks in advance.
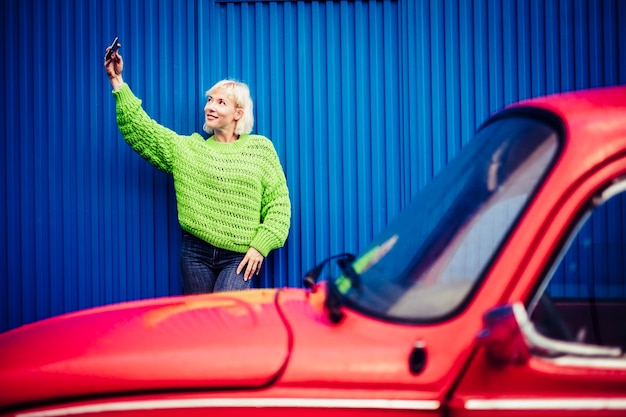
[237,247,264,281]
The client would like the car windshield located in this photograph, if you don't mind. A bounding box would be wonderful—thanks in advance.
[332,114,560,323]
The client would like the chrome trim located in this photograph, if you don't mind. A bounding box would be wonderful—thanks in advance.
[466,398,626,411]
[551,356,626,369]
[17,398,440,417]
[597,177,626,203]
[512,303,622,358]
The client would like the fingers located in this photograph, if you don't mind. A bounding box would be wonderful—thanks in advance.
[104,47,113,62]
[104,45,122,67]
[104,48,119,63]
[243,258,263,281]
[104,40,121,61]
[238,249,264,281]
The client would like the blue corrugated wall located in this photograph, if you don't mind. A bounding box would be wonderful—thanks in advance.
[1,0,625,333]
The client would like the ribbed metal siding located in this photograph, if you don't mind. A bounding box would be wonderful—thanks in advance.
[1,0,625,333]
[197,0,402,288]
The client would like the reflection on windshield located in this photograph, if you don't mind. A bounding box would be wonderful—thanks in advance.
[335,116,560,323]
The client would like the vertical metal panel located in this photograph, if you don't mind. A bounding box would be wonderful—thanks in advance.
[2,0,625,333]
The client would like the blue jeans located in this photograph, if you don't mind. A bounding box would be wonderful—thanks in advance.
[180,232,251,294]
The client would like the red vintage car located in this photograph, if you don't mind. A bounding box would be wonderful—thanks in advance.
[1,86,626,416]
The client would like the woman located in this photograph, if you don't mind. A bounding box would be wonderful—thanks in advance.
[104,42,291,294]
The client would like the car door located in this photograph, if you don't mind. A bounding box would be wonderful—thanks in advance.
[446,173,626,416]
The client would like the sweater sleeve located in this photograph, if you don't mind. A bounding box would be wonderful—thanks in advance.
[113,83,175,174]
[250,144,291,257]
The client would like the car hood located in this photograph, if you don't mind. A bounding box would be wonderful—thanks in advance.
[0,289,289,409]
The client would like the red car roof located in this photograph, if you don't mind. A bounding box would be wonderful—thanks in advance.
[509,86,626,183]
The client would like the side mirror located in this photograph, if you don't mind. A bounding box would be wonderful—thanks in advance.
[478,302,622,367]
[477,303,530,366]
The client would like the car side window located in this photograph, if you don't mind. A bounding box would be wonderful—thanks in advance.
[530,181,626,351]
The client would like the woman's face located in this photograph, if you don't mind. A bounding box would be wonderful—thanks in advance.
[204,87,243,133]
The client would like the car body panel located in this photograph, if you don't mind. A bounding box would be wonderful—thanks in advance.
[274,286,480,395]
[0,290,289,408]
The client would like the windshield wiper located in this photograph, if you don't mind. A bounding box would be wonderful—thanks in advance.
[303,253,356,289]
[336,257,360,289]
[303,253,357,324]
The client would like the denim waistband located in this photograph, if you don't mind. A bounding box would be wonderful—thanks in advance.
[181,231,242,256]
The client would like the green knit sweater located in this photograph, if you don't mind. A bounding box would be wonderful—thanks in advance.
[113,83,291,256]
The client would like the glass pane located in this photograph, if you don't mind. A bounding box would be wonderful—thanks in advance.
[338,116,560,322]
[534,189,626,349]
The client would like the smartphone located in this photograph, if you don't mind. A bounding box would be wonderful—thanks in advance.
[105,37,119,60]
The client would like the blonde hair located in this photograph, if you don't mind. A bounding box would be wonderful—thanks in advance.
[203,79,254,135]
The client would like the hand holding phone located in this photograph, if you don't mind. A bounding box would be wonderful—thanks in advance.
[104,36,124,89]
[105,37,120,60]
